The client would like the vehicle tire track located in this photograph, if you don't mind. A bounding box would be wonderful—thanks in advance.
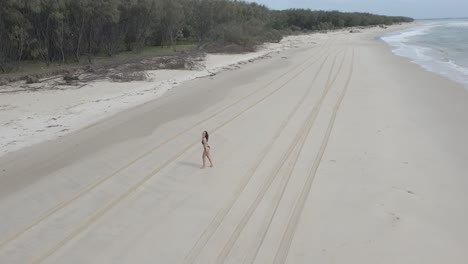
[214,47,347,264]
[272,48,355,264]
[183,46,337,264]
[244,48,348,264]
[29,42,335,264]
[0,40,330,251]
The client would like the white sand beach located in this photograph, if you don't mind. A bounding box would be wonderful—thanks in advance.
[0,23,467,263]
[0,34,320,157]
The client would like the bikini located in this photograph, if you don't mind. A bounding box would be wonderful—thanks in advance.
[202,139,210,148]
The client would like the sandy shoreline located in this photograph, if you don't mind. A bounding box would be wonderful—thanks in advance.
[0,22,467,263]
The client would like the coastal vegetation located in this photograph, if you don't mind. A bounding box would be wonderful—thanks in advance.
[0,0,413,73]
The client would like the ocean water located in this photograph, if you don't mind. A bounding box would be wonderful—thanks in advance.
[381,19,468,88]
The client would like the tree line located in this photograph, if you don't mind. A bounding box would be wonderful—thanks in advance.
[0,0,413,72]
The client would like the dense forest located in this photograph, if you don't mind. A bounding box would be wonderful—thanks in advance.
[0,0,413,72]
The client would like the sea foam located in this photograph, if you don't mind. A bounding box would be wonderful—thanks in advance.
[382,19,468,88]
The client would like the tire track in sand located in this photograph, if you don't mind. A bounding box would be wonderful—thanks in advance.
[29,42,334,264]
[0,39,331,251]
[244,47,348,264]
[214,47,348,264]
[183,45,338,264]
[273,49,355,264]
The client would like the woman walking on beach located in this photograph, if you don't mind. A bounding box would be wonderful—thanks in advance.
[201,131,214,169]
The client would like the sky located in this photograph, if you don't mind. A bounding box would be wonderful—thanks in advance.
[249,0,468,19]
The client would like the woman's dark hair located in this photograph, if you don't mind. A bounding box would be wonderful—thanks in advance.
[204,131,209,142]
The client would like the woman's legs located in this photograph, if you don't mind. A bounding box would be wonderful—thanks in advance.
[201,151,206,169]
[206,149,214,167]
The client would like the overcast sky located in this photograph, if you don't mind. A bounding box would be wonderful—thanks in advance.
[249,0,468,19]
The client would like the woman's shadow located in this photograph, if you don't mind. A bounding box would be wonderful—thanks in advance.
[179,161,200,169]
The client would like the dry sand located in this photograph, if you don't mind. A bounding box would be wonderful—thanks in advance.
[0,35,316,157]
[0,23,467,263]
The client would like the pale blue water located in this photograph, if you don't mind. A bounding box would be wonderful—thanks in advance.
[382,19,468,88]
